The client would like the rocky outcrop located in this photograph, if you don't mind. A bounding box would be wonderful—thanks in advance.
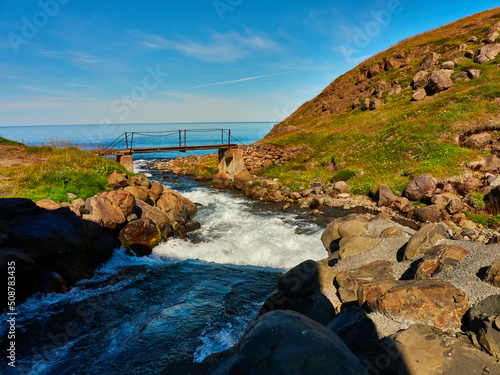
[485,258,500,287]
[404,174,436,201]
[208,310,366,375]
[468,295,500,359]
[119,218,162,255]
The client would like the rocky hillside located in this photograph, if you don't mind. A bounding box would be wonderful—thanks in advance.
[262,7,500,194]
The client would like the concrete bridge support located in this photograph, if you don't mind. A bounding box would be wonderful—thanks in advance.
[218,147,244,179]
[115,154,134,173]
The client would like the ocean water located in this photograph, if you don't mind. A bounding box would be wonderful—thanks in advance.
[0,123,335,374]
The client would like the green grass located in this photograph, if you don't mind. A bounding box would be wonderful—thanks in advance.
[194,156,219,180]
[0,136,21,147]
[1,140,131,203]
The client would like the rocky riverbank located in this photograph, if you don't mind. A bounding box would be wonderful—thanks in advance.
[166,213,500,374]
[0,172,199,310]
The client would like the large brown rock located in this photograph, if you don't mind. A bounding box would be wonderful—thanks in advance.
[119,218,162,255]
[135,199,171,233]
[403,223,447,260]
[404,174,436,201]
[359,279,468,330]
[485,258,500,287]
[36,199,60,211]
[157,189,197,219]
[411,88,427,101]
[208,310,365,375]
[107,172,129,189]
[335,260,394,303]
[212,172,230,187]
[415,244,468,279]
[474,43,500,64]
[479,154,500,174]
[411,71,429,89]
[316,259,340,309]
[85,196,126,231]
[339,236,381,259]
[234,169,252,190]
[103,190,136,217]
[463,133,492,149]
[414,204,449,223]
[377,184,397,207]
[468,295,500,359]
[124,186,150,202]
[419,52,440,71]
[338,220,367,238]
[149,182,164,202]
[427,69,454,95]
[390,324,500,375]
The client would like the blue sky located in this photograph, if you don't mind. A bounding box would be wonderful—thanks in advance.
[0,1,499,126]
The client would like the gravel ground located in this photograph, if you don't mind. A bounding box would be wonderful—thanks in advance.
[329,216,500,337]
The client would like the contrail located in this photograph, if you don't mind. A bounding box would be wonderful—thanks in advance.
[192,72,290,88]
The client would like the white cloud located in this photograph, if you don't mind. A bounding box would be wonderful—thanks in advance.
[141,30,281,62]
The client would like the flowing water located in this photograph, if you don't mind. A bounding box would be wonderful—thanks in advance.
[0,123,338,374]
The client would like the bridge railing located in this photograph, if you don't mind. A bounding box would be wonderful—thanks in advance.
[103,128,238,152]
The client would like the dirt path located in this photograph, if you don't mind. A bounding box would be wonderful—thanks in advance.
[0,145,47,196]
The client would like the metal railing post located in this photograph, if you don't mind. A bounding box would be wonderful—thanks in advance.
[125,133,129,149]
[130,132,134,153]
[228,129,231,146]
[179,130,181,147]
[184,130,187,149]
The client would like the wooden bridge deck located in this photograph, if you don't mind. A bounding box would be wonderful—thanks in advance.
[92,143,238,156]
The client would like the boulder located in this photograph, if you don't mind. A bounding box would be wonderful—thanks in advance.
[71,198,89,215]
[39,269,68,294]
[468,295,500,358]
[118,218,162,255]
[484,32,499,44]
[333,181,350,192]
[440,61,455,70]
[411,71,429,89]
[414,204,449,223]
[0,198,42,221]
[369,98,382,110]
[411,88,427,101]
[11,213,83,262]
[427,69,454,95]
[135,199,171,233]
[390,324,500,375]
[208,310,365,375]
[378,184,397,207]
[335,260,394,303]
[485,258,500,287]
[36,199,60,211]
[107,172,129,189]
[338,220,367,238]
[124,186,150,202]
[359,279,468,330]
[415,244,468,279]
[446,198,467,214]
[479,154,500,174]
[316,259,340,308]
[463,133,491,149]
[149,182,164,202]
[380,226,406,237]
[387,84,401,96]
[85,196,126,231]
[234,169,252,190]
[278,259,319,298]
[419,52,440,71]
[339,236,381,259]
[157,189,197,218]
[368,63,383,78]
[403,223,447,261]
[404,174,436,201]
[103,190,136,217]
[185,221,201,232]
[130,174,151,188]
[466,69,481,79]
[465,36,478,42]
[474,44,500,64]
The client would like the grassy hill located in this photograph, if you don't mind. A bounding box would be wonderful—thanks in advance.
[261,7,500,195]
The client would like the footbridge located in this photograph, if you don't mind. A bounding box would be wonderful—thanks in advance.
[92,128,242,172]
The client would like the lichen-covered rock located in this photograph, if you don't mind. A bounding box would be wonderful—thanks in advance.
[118,218,162,255]
[335,260,394,303]
[359,279,468,330]
[415,244,468,279]
[463,132,491,149]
